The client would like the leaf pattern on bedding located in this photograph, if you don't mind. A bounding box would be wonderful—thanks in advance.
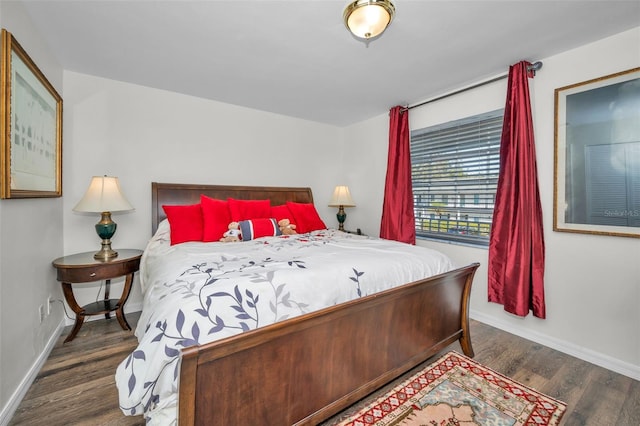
[210,285,260,331]
[350,268,365,297]
[118,255,317,417]
[116,229,454,423]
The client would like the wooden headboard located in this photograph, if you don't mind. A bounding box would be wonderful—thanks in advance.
[151,182,314,234]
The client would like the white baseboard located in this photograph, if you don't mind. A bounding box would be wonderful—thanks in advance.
[470,309,640,381]
[0,319,65,426]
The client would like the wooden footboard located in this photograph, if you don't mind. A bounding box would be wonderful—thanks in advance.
[178,262,479,426]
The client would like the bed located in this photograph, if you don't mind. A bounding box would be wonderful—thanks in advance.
[116,182,480,425]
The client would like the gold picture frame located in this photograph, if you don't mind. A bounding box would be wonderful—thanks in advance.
[553,67,639,238]
[1,29,62,199]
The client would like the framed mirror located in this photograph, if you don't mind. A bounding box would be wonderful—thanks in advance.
[554,67,639,238]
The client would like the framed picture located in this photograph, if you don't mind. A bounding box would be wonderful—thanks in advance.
[1,29,62,199]
[554,67,639,238]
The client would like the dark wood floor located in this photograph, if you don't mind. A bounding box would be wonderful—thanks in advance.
[9,312,640,425]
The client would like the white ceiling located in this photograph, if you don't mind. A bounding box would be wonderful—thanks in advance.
[19,0,640,127]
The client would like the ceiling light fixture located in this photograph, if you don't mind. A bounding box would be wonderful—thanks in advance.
[343,0,396,41]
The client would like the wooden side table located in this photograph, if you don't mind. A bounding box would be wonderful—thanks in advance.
[52,249,143,343]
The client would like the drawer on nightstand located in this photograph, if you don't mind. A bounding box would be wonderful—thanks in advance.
[56,262,129,283]
[53,250,142,284]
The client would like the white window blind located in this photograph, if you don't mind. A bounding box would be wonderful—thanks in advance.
[411,109,503,246]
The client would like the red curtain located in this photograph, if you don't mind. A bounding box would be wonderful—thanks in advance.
[488,61,546,318]
[380,106,416,244]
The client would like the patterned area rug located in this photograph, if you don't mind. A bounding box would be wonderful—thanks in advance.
[337,351,566,426]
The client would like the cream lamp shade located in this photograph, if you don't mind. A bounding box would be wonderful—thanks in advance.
[329,185,356,208]
[74,176,134,260]
[343,0,396,40]
[73,176,134,213]
[329,185,356,231]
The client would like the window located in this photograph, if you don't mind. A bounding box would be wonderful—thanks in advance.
[411,109,503,246]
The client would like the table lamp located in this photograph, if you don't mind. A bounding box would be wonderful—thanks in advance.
[73,176,134,260]
[328,185,356,231]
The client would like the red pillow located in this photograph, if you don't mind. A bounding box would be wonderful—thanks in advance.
[286,202,326,234]
[201,195,231,242]
[270,204,294,224]
[162,204,203,245]
[227,198,271,222]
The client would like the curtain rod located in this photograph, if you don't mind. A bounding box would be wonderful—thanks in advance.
[406,61,543,111]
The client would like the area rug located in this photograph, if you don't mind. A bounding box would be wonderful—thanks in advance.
[337,351,566,426]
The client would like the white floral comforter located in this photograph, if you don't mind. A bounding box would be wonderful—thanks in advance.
[116,221,454,424]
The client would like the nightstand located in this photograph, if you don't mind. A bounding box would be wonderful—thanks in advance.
[52,249,143,343]
[345,228,364,235]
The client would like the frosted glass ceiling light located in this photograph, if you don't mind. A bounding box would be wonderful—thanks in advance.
[343,0,395,40]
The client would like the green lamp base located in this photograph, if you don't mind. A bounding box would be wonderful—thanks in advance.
[94,212,119,260]
[336,206,347,231]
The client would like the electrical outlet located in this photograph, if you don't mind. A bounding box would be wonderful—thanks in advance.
[39,305,45,323]
[47,296,53,315]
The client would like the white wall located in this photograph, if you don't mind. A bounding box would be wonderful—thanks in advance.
[345,27,640,378]
[0,2,65,424]
[342,114,390,236]
[62,71,345,313]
